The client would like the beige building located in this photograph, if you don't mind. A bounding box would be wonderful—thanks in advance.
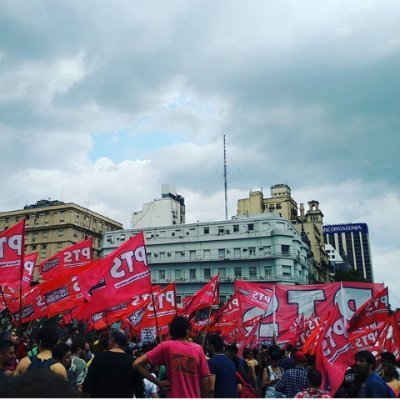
[0,200,123,278]
[237,184,331,282]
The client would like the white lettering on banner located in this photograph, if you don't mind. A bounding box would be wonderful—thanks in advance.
[0,234,23,258]
[328,343,353,364]
[24,260,35,276]
[114,270,150,289]
[334,287,372,320]
[252,291,272,304]
[322,317,348,357]
[132,293,151,306]
[354,331,379,348]
[147,290,175,312]
[288,290,326,317]
[72,276,80,293]
[110,246,147,279]
[365,295,389,312]
[148,310,176,319]
[64,247,91,264]
[36,295,46,309]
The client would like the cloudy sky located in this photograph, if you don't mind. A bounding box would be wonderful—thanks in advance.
[1,1,399,303]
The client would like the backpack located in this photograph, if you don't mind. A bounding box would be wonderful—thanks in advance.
[236,371,259,398]
[27,355,57,371]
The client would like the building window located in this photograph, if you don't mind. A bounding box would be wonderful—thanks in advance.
[282,266,291,276]
[218,227,224,235]
[265,267,272,276]
[249,267,257,279]
[248,223,254,231]
[204,268,211,280]
[233,225,239,233]
[175,269,182,280]
[204,227,209,234]
[31,244,37,250]
[159,270,166,280]
[249,247,256,256]
[58,229,64,236]
[219,268,226,280]
[234,267,242,278]
[41,251,46,259]
[42,244,47,249]
[281,245,290,255]
[57,243,63,249]
[218,249,225,259]
[190,269,196,280]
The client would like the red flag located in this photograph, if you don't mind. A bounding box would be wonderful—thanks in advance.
[181,274,219,318]
[39,267,87,318]
[347,287,390,331]
[11,285,48,324]
[0,220,25,284]
[238,315,262,357]
[3,253,38,293]
[126,283,177,332]
[39,238,93,281]
[78,232,151,311]
[315,305,355,396]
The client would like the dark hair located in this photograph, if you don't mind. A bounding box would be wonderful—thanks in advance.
[169,316,190,340]
[225,343,238,355]
[109,330,129,349]
[71,336,88,354]
[207,334,224,352]
[355,350,376,369]
[384,364,400,381]
[307,368,323,387]
[35,326,59,350]
[52,343,71,361]
[0,339,14,353]
[0,369,80,397]
[242,348,253,359]
[381,352,396,365]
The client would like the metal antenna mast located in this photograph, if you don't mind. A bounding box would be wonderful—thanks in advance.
[223,134,228,220]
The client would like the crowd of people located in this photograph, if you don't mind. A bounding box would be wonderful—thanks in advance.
[0,316,399,398]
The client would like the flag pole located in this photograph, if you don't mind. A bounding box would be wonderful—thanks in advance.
[150,285,161,344]
[17,220,26,339]
[201,277,219,349]
[0,285,13,329]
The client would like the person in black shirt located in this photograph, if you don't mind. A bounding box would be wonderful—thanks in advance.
[0,339,16,384]
[83,330,144,398]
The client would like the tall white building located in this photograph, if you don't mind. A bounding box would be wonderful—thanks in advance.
[131,184,185,229]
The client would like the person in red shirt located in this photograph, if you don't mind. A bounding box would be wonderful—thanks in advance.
[133,316,211,398]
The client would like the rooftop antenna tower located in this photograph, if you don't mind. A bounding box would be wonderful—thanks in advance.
[223,134,228,220]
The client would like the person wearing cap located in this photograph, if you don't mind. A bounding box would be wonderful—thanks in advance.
[275,351,309,397]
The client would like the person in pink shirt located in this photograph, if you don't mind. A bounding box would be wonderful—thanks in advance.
[133,316,211,398]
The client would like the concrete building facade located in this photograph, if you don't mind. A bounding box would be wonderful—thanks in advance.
[0,200,123,269]
[131,184,185,229]
[103,214,314,305]
[237,184,330,283]
[323,223,374,282]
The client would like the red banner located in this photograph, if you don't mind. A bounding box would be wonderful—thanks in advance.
[78,232,151,311]
[182,274,219,318]
[12,285,48,324]
[125,283,177,333]
[3,253,38,293]
[234,281,384,339]
[0,220,25,284]
[315,305,355,395]
[39,238,93,281]
[347,287,389,331]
